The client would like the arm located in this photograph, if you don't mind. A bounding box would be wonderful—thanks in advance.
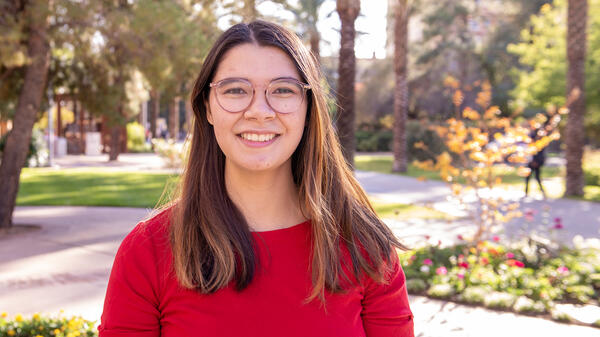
[361,251,414,337]
[98,222,162,337]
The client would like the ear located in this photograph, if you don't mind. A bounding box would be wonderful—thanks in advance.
[205,98,214,125]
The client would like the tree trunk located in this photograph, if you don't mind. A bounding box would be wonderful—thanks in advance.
[0,0,50,228]
[335,0,360,169]
[392,0,409,173]
[185,95,193,134]
[168,97,179,140]
[565,0,587,196]
[309,27,320,63]
[108,123,121,161]
[150,89,160,138]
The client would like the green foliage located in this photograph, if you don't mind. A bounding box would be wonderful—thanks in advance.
[355,130,393,152]
[0,128,48,168]
[126,122,150,153]
[398,236,600,325]
[508,0,600,140]
[0,312,97,337]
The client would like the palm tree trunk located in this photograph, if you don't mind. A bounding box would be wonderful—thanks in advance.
[392,0,409,173]
[0,0,50,228]
[168,97,179,140]
[309,27,320,63]
[565,0,588,196]
[335,0,360,169]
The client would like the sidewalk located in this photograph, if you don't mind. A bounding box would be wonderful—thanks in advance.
[2,153,599,336]
[5,206,599,337]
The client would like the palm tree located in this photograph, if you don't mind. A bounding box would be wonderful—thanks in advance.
[565,0,588,196]
[336,0,360,169]
[278,0,326,61]
[392,0,410,172]
[0,0,51,228]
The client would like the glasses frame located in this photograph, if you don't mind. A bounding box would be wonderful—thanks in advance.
[208,77,311,114]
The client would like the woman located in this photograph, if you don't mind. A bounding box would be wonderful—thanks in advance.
[98,20,414,337]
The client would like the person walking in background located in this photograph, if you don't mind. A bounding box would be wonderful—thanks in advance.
[525,127,547,199]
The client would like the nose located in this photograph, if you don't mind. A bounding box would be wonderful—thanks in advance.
[243,88,276,121]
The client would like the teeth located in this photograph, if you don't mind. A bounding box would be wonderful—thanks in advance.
[240,133,277,142]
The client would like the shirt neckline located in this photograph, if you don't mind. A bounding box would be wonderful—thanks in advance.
[250,219,311,235]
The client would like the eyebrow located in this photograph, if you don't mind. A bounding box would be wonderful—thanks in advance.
[215,76,302,83]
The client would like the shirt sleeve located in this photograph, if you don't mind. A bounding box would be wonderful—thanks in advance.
[361,250,414,337]
[98,222,161,337]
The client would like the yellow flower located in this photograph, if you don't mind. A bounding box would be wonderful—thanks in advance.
[1,311,7,318]
[54,328,61,335]
[36,335,44,337]
[8,330,15,336]
[33,313,41,320]
[15,313,23,322]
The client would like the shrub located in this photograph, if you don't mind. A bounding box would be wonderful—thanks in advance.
[0,128,48,167]
[355,130,392,152]
[513,296,546,314]
[406,279,427,293]
[459,286,490,304]
[126,122,151,153]
[427,284,454,299]
[483,291,517,309]
[0,312,97,337]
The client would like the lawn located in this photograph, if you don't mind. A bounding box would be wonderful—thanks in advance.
[17,168,445,220]
[17,168,179,208]
[355,153,600,202]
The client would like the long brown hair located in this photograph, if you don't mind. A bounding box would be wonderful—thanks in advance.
[168,20,407,311]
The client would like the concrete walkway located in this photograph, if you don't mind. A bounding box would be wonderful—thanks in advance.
[2,153,599,336]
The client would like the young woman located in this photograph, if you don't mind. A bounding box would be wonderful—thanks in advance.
[98,20,414,337]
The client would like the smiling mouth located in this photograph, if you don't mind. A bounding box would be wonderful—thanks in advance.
[237,133,281,142]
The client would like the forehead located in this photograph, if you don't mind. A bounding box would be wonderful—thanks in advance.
[213,43,302,83]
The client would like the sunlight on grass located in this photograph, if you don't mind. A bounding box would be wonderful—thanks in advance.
[17,168,180,208]
[368,197,453,221]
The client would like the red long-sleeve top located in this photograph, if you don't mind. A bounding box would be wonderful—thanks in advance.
[98,209,414,337]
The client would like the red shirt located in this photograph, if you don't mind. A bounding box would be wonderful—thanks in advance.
[98,209,414,337]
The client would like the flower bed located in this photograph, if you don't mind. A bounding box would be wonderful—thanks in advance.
[0,312,97,337]
[399,237,600,328]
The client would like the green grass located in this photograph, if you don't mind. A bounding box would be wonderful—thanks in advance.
[369,198,453,221]
[17,168,179,208]
[355,154,562,184]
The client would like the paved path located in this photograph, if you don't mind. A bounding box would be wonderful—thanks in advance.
[2,153,599,336]
[355,170,600,249]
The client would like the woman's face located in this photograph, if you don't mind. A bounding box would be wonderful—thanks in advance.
[206,43,308,172]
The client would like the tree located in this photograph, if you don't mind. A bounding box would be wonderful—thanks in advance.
[392,0,410,172]
[0,0,51,228]
[335,0,360,168]
[565,0,588,196]
[277,0,326,62]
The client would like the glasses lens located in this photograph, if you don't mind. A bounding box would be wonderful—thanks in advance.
[214,79,253,112]
[267,80,304,114]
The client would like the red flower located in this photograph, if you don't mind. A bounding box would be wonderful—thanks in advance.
[506,259,525,268]
[458,262,469,269]
[480,257,489,265]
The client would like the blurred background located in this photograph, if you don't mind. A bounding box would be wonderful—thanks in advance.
[1,0,599,336]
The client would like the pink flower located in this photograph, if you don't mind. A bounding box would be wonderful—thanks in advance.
[410,255,417,261]
[437,240,442,247]
[507,259,525,268]
[457,272,465,279]
[492,236,500,242]
[423,258,433,266]
[553,223,564,229]
[506,252,515,259]
[457,234,464,240]
[436,266,448,275]
[424,235,431,240]
[480,257,489,265]
[557,266,569,275]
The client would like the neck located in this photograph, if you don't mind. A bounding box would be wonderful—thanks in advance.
[224,159,307,231]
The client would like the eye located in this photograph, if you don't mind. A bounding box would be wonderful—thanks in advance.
[273,87,294,94]
[223,87,248,95]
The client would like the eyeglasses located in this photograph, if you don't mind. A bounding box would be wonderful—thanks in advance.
[209,77,311,114]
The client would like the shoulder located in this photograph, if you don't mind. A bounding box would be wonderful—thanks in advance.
[117,206,173,260]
